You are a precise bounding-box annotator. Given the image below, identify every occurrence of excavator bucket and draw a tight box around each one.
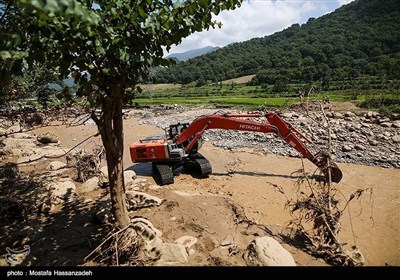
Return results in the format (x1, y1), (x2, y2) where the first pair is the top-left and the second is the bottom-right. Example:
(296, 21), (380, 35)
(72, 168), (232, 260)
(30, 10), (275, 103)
(323, 162), (343, 183)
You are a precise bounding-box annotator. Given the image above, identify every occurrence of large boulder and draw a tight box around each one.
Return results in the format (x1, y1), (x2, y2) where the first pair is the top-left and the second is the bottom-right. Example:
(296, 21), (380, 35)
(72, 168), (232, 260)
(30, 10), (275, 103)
(37, 133), (59, 144)
(81, 177), (100, 193)
(243, 236), (296, 266)
(131, 217), (163, 260)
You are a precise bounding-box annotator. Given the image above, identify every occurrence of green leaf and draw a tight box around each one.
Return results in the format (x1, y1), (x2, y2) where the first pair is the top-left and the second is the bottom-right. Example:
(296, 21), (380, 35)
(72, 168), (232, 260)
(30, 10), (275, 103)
(0, 51), (12, 60)
(199, 0), (209, 9)
(138, 6), (147, 18)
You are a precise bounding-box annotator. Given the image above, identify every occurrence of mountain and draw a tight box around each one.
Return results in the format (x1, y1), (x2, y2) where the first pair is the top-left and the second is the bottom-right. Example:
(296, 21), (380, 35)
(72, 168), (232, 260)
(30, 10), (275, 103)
(166, 46), (220, 61)
(154, 0), (400, 86)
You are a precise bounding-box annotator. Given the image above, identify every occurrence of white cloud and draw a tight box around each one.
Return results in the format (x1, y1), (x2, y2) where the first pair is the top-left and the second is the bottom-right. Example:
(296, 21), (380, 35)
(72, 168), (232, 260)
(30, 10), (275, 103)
(337, 0), (355, 5)
(166, 0), (355, 55)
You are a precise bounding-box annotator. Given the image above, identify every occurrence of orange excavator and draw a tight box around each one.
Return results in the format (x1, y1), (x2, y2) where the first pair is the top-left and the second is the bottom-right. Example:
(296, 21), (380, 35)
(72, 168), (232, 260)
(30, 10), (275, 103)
(130, 112), (342, 185)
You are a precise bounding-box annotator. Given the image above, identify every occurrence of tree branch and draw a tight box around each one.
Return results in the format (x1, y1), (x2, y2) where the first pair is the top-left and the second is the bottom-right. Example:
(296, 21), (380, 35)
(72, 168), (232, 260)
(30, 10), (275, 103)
(0, 1), (12, 24)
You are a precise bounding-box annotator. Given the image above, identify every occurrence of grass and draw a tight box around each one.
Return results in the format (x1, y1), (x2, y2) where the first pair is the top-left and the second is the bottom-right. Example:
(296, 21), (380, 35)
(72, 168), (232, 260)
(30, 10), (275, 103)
(132, 80), (400, 111)
(134, 95), (296, 108)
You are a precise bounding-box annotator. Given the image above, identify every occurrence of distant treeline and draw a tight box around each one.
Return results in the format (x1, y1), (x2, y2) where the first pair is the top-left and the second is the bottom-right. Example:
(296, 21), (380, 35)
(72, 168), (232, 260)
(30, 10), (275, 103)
(153, 0), (400, 88)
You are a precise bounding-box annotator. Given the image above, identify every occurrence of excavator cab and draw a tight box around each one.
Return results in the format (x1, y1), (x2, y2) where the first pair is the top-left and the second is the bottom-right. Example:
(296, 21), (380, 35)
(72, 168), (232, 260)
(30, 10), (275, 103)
(167, 121), (190, 139)
(167, 121), (203, 154)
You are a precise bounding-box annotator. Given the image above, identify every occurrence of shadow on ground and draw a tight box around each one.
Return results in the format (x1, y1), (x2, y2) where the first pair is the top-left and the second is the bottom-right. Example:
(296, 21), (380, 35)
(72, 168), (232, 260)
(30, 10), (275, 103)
(0, 162), (112, 266)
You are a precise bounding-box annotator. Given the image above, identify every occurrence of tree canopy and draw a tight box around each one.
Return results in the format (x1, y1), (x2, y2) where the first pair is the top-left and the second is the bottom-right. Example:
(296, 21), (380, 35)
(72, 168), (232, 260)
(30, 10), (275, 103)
(0, 0), (243, 227)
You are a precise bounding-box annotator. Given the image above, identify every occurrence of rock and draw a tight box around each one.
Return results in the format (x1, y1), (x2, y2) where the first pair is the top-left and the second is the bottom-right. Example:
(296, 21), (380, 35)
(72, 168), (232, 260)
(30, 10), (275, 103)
(81, 177), (100, 193)
(361, 123), (370, 128)
(128, 178), (149, 190)
(46, 161), (66, 171)
(355, 123), (363, 130)
(325, 112), (333, 118)
(391, 113), (400, 120)
(366, 111), (379, 118)
(379, 117), (391, 124)
(393, 121), (400, 128)
(243, 237), (296, 266)
(282, 112), (294, 119)
(354, 144), (366, 151)
(126, 190), (163, 210)
(380, 122), (392, 128)
(384, 131), (391, 137)
(333, 112), (343, 119)
(342, 145), (353, 152)
(362, 130), (374, 137)
(131, 218), (163, 259)
(392, 135), (400, 143)
(175, 236), (198, 251)
(124, 170), (136, 186)
(37, 133), (59, 144)
(344, 111), (356, 118)
(5, 124), (21, 134)
(369, 140), (378, 146)
(155, 243), (188, 266)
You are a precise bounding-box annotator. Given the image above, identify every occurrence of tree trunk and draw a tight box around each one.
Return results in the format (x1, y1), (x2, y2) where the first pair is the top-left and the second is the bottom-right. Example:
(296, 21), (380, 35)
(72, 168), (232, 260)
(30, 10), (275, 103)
(93, 81), (130, 228)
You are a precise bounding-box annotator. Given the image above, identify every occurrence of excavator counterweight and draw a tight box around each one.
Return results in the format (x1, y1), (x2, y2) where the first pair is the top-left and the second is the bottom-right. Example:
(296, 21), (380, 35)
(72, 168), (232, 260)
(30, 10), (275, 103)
(130, 112), (343, 185)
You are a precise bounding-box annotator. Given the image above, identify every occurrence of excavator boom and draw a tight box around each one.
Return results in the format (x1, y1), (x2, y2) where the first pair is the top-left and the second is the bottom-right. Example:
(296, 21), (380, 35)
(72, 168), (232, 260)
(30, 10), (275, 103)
(130, 112), (343, 185)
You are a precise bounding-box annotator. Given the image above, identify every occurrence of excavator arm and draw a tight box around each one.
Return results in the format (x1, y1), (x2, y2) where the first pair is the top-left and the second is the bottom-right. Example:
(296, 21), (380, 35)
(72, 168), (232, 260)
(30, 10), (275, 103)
(173, 112), (342, 183)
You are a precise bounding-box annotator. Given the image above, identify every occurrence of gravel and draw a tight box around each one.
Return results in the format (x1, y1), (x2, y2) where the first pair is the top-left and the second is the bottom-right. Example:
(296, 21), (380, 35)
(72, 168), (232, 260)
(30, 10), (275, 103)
(134, 105), (400, 169)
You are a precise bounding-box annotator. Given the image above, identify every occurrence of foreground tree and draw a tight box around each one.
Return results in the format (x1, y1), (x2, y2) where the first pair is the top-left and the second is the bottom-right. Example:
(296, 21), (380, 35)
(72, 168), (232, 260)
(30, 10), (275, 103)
(1, 0), (242, 227)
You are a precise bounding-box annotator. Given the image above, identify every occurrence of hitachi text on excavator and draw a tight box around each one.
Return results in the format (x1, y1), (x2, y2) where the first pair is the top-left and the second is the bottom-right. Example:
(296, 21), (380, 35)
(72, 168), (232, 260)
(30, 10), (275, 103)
(129, 112), (343, 185)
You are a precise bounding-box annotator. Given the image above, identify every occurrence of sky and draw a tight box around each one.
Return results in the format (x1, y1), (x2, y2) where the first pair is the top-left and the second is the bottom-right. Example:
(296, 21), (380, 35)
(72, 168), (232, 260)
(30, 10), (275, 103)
(166, 0), (355, 55)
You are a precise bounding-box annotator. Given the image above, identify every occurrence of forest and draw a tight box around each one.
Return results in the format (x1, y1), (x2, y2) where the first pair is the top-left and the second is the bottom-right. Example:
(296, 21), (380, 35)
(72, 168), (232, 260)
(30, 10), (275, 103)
(153, 0), (400, 90)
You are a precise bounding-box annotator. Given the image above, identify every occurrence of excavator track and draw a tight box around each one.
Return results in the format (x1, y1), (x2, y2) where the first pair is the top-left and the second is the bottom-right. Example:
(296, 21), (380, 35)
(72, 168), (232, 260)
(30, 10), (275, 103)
(193, 158), (212, 176)
(184, 154), (212, 177)
(152, 163), (174, 186)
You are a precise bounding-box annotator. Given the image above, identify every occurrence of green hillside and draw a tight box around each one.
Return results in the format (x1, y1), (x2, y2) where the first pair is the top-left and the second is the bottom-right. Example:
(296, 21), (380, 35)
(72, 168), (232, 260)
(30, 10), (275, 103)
(153, 0), (400, 89)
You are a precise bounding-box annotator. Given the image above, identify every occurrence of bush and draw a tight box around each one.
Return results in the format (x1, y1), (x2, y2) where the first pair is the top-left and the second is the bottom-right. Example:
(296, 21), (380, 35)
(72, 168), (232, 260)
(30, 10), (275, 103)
(360, 93), (400, 113)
